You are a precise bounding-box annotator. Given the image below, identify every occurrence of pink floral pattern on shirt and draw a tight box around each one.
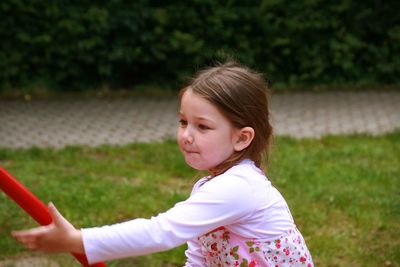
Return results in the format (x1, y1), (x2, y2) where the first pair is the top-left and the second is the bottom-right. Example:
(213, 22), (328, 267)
(198, 226), (313, 267)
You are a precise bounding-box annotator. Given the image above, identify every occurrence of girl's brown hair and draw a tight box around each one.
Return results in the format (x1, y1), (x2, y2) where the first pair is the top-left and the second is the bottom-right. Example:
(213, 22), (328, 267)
(179, 61), (273, 176)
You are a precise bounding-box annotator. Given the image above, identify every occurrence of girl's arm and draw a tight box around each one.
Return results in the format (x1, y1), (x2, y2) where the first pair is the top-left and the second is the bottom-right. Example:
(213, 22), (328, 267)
(12, 203), (85, 254)
(81, 174), (256, 264)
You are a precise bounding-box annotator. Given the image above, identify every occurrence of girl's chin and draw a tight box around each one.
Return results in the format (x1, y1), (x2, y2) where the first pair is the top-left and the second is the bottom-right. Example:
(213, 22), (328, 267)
(183, 152), (226, 172)
(185, 158), (210, 171)
(186, 161), (207, 171)
(185, 158), (221, 173)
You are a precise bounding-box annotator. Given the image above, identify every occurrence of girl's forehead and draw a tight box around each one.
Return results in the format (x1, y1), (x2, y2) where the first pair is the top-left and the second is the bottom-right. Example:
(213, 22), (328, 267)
(180, 90), (209, 106)
(179, 91), (225, 120)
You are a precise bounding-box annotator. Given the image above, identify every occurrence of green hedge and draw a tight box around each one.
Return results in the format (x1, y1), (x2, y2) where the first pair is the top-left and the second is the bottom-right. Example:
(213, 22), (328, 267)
(1, 0), (399, 90)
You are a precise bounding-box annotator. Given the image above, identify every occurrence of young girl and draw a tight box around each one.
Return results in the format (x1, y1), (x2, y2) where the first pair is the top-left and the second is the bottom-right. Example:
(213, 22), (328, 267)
(12, 61), (313, 266)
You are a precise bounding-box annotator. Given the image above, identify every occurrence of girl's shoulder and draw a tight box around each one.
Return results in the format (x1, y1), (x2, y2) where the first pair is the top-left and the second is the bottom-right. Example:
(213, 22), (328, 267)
(226, 159), (264, 175)
(222, 159), (268, 184)
(191, 177), (210, 193)
(193, 160), (269, 193)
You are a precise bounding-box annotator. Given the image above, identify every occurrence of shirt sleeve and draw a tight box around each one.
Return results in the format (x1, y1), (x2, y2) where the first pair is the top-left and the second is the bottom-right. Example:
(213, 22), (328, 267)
(82, 174), (256, 264)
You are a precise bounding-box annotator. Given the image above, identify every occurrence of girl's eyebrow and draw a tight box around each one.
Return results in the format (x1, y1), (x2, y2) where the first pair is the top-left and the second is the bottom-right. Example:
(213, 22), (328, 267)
(196, 116), (212, 122)
(177, 111), (214, 122)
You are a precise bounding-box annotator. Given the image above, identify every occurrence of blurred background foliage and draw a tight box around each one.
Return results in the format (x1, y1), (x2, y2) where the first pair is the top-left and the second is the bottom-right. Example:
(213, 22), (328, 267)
(1, 0), (399, 91)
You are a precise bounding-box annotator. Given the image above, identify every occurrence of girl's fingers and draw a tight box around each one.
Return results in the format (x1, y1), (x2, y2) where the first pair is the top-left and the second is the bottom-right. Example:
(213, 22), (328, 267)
(48, 202), (72, 230)
(48, 202), (61, 223)
(11, 204), (81, 253)
(12, 232), (37, 250)
(12, 226), (48, 238)
(25, 240), (39, 250)
(12, 226), (49, 249)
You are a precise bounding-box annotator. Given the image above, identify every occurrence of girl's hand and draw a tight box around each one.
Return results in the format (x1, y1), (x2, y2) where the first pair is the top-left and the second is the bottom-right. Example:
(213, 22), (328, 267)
(11, 202), (85, 254)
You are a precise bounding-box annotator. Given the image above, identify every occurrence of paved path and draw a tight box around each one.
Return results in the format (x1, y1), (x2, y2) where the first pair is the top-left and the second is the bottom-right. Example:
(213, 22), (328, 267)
(0, 91), (399, 149)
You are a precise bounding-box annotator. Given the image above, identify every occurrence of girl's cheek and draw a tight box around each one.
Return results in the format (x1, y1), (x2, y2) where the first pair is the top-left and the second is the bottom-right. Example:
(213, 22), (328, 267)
(177, 135), (183, 147)
(177, 131), (187, 149)
(176, 128), (183, 141)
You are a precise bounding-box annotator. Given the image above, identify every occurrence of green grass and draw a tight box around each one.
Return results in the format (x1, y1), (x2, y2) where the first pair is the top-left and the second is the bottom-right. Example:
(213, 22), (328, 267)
(0, 133), (399, 266)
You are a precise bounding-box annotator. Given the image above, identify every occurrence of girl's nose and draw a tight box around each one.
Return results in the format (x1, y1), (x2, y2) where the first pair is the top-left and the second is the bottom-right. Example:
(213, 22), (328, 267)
(182, 128), (194, 144)
(184, 135), (194, 144)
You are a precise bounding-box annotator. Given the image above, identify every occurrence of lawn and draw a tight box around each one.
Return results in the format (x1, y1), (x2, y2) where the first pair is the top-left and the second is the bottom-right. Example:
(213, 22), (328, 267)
(0, 133), (399, 266)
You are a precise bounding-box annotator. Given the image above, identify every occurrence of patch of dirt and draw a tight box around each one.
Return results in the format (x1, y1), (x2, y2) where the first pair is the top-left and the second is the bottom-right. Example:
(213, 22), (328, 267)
(0, 256), (59, 267)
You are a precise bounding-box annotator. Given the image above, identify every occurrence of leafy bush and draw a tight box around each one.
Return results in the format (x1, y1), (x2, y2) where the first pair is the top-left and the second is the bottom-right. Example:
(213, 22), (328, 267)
(0, 0), (399, 90)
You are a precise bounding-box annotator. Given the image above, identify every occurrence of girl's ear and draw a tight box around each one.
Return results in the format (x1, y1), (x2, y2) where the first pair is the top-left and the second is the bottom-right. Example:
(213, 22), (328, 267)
(233, 127), (255, 152)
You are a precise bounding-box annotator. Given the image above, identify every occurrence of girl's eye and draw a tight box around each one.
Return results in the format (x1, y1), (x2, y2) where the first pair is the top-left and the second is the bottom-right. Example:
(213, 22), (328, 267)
(179, 119), (188, 127)
(198, 124), (210, 130)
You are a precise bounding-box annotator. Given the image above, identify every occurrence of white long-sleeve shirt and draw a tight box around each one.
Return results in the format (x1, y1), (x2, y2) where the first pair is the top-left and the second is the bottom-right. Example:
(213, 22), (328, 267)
(82, 160), (312, 266)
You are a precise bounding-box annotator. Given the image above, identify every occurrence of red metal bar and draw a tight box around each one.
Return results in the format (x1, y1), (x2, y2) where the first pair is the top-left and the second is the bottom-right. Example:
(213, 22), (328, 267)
(0, 167), (107, 267)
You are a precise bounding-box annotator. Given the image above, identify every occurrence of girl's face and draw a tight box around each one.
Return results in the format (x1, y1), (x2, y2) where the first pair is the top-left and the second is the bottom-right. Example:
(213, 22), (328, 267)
(177, 89), (241, 172)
